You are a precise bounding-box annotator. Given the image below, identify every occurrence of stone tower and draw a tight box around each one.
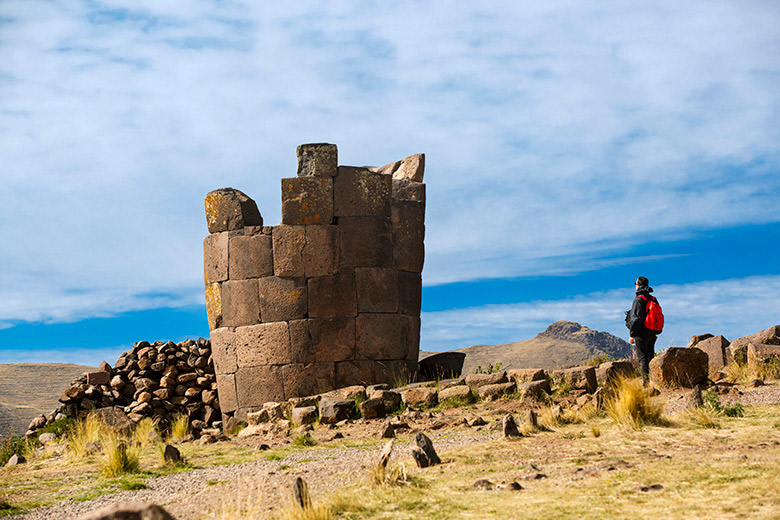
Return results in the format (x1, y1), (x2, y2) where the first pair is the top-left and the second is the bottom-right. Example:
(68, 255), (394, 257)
(203, 143), (426, 420)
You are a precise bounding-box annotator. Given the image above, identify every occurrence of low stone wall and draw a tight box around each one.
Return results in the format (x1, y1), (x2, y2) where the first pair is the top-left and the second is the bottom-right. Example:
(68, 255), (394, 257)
(204, 143), (426, 421)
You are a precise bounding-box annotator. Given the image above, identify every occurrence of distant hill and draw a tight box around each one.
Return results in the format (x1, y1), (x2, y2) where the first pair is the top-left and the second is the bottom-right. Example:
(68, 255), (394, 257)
(0, 363), (95, 437)
(422, 321), (633, 375)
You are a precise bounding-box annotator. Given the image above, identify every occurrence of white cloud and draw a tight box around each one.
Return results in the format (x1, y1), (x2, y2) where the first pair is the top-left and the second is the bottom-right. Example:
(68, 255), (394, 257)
(0, 1), (778, 322)
(421, 275), (780, 351)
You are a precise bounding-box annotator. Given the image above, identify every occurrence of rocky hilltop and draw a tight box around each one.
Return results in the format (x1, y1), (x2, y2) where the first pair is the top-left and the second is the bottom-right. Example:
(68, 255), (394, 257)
(455, 321), (633, 374)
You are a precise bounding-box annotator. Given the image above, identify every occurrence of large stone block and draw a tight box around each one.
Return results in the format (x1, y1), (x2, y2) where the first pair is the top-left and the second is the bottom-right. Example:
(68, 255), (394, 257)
(695, 335), (730, 374)
(728, 325), (780, 365)
(356, 314), (410, 360)
(465, 371), (508, 390)
(204, 282), (222, 330)
(308, 272), (358, 318)
(335, 360), (378, 388)
(507, 368), (547, 384)
(392, 201), (425, 273)
(257, 276), (307, 322)
(282, 362), (336, 398)
(221, 279), (260, 327)
(203, 232), (229, 283)
(392, 179), (426, 206)
(552, 366), (597, 393)
(356, 268), (399, 313)
(235, 365), (285, 409)
(228, 234), (273, 280)
(406, 316), (421, 360)
(272, 225), (306, 277)
(297, 143), (337, 178)
(649, 347), (708, 388)
(303, 225), (339, 277)
(216, 373), (238, 413)
(338, 217), (393, 268)
(334, 167), (391, 217)
(204, 188), (262, 233)
(747, 343), (780, 373)
(398, 271), (422, 315)
(235, 322), (292, 367)
(595, 361), (635, 386)
(281, 177), (334, 225)
(210, 327), (237, 375)
(290, 318), (356, 363)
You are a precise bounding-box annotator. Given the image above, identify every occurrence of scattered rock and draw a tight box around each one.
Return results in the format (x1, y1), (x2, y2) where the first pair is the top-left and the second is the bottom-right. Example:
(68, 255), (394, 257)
(319, 399), (355, 424)
(292, 406), (318, 425)
(477, 382), (516, 401)
(526, 409), (538, 428)
(414, 432), (441, 467)
(746, 379), (764, 388)
(401, 387), (438, 408)
(638, 484), (664, 492)
(38, 433), (57, 446)
(595, 361), (635, 386)
(4, 454), (25, 467)
(473, 479), (494, 490)
(465, 371), (508, 390)
(516, 380), (550, 400)
(498, 482), (523, 491)
(163, 444), (182, 464)
(378, 439), (394, 468)
(359, 397), (386, 420)
(438, 385), (475, 404)
(380, 422), (396, 439)
(467, 416), (487, 427)
(685, 385), (705, 410)
(502, 414), (521, 437)
(552, 366), (597, 393)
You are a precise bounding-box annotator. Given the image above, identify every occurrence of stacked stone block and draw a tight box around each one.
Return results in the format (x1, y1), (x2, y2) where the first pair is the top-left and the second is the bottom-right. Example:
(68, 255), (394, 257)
(204, 143), (426, 420)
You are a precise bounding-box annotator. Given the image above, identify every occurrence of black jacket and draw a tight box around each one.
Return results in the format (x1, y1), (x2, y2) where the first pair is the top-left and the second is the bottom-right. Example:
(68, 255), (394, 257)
(626, 286), (656, 337)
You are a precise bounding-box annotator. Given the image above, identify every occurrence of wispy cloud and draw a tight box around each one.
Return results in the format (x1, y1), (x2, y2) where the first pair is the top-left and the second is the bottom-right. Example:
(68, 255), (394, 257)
(422, 275), (780, 351)
(0, 2), (778, 323)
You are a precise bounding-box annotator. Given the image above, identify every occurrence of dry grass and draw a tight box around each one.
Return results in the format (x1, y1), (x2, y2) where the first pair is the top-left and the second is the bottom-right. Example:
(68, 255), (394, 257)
(540, 404), (586, 428)
(66, 415), (106, 461)
(605, 376), (666, 430)
(369, 463), (410, 488)
(100, 433), (139, 477)
(166, 415), (190, 443)
(682, 406), (721, 429)
(133, 417), (159, 447)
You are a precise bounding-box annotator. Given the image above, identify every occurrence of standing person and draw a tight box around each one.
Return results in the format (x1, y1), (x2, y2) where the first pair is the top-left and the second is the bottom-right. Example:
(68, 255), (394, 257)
(626, 276), (661, 386)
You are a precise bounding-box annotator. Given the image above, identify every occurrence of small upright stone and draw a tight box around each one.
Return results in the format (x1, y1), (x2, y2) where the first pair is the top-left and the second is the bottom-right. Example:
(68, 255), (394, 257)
(502, 413), (521, 437)
(163, 444), (182, 464)
(204, 188), (263, 233)
(297, 143), (338, 177)
(414, 432), (441, 466)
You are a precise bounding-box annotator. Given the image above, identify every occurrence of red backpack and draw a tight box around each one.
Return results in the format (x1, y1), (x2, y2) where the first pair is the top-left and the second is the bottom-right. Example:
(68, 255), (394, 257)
(639, 294), (664, 334)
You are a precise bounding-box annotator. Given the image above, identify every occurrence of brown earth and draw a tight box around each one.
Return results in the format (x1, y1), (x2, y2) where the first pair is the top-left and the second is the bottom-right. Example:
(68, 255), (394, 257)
(0, 363), (95, 437)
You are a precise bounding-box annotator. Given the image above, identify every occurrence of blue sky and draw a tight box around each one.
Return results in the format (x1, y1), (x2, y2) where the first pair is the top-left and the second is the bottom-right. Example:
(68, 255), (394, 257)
(1, 1), (779, 365)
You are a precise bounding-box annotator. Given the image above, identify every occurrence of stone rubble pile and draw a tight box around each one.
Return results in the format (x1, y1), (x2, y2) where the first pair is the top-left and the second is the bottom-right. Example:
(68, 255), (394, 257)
(25, 338), (220, 437)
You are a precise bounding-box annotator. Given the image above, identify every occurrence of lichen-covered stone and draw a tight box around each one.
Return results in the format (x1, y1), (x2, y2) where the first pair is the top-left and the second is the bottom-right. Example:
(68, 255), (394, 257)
(204, 188), (262, 233)
(221, 280), (260, 327)
(272, 225), (305, 277)
(281, 177), (334, 226)
(204, 283), (222, 330)
(297, 143), (337, 178)
(210, 328), (237, 375)
(334, 167), (391, 217)
(216, 373), (237, 413)
(392, 179), (426, 206)
(695, 335), (729, 374)
(257, 276), (307, 322)
(303, 225), (339, 277)
(649, 347), (708, 388)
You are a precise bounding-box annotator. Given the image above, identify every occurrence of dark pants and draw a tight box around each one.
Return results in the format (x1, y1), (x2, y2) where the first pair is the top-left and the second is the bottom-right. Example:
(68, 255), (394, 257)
(634, 333), (657, 383)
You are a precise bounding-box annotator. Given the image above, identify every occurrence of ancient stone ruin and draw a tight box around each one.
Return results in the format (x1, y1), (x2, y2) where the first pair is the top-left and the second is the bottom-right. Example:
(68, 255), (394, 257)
(203, 143), (426, 420)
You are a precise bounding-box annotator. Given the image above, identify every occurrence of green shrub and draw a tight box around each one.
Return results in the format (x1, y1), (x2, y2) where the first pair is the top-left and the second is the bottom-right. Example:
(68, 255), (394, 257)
(293, 433), (317, 447)
(703, 390), (744, 417)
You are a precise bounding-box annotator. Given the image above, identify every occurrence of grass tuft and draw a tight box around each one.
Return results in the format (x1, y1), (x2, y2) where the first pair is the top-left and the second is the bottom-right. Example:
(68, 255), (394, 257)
(606, 376), (666, 430)
(67, 415), (105, 462)
(100, 434), (139, 477)
(292, 433), (317, 447)
(166, 415), (190, 443)
(133, 417), (160, 447)
(370, 463), (409, 488)
(684, 406), (721, 429)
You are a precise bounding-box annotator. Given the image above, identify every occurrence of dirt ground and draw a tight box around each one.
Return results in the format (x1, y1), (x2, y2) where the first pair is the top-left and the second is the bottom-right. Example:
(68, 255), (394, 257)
(3, 382), (780, 520)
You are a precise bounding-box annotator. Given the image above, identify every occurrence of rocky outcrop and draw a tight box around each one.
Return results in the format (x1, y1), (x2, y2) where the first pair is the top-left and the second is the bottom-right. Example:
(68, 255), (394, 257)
(728, 325), (780, 365)
(649, 347), (708, 388)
